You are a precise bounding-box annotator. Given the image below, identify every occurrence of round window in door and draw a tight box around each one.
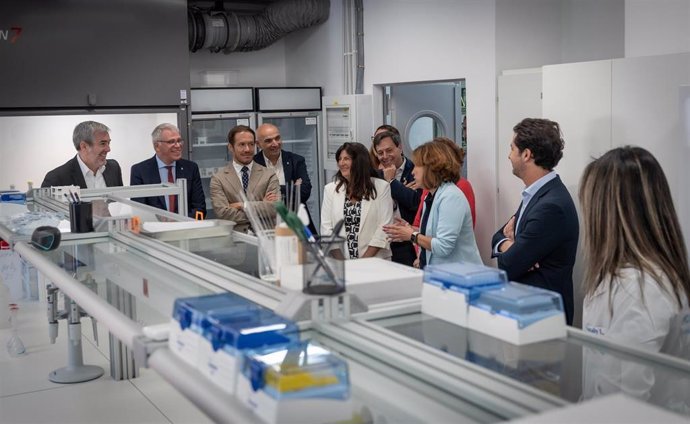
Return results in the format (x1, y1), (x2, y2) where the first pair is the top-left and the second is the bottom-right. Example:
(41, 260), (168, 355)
(405, 111), (447, 151)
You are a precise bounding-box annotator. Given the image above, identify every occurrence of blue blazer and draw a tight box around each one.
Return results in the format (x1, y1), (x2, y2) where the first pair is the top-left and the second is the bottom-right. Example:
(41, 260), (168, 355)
(254, 150), (317, 234)
(129, 155), (206, 218)
(423, 182), (482, 266)
(491, 175), (578, 324)
(41, 155), (123, 189)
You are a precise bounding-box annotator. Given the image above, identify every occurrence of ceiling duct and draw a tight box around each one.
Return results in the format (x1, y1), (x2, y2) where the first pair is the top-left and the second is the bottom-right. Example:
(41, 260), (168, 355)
(188, 0), (330, 53)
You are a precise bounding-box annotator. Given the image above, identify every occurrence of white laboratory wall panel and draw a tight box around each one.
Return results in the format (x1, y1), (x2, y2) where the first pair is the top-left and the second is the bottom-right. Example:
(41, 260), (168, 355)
(496, 69), (543, 235)
(542, 59), (612, 327)
(611, 52), (690, 260)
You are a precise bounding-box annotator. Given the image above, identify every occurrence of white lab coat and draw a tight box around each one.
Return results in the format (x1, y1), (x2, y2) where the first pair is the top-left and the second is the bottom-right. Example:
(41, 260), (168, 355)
(583, 267), (688, 352)
(582, 268), (690, 406)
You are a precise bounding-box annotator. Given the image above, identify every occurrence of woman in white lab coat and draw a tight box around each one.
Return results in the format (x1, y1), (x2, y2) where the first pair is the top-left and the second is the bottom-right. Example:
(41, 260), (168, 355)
(320, 142), (393, 259)
(579, 146), (690, 352)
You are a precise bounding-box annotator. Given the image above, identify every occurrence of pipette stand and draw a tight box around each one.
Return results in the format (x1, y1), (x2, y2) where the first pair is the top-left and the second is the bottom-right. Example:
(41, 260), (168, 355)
(48, 288), (103, 383)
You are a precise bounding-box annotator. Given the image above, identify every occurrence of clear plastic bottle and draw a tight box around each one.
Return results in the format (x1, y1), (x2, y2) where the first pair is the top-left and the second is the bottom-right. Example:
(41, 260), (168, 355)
(7, 303), (26, 356)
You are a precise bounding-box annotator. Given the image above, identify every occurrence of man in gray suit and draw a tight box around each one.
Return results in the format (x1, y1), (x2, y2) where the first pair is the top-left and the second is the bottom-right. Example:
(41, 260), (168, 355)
(210, 125), (280, 233)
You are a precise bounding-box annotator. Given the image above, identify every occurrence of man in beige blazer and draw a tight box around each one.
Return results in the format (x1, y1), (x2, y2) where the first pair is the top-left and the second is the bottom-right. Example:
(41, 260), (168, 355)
(210, 125), (280, 233)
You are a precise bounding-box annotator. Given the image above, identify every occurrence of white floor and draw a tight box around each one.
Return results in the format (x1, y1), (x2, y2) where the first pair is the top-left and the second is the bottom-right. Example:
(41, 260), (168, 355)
(0, 301), (212, 424)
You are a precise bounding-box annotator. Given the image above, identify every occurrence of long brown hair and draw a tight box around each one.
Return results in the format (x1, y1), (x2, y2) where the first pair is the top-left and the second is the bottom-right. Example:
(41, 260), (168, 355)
(334, 142), (378, 201)
(579, 146), (690, 310)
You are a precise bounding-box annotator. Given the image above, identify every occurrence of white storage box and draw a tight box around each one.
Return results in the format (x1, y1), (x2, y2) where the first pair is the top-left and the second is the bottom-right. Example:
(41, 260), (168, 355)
(280, 258), (423, 305)
(421, 263), (506, 327)
(198, 308), (298, 395)
(168, 293), (253, 367)
(468, 282), (566, 345)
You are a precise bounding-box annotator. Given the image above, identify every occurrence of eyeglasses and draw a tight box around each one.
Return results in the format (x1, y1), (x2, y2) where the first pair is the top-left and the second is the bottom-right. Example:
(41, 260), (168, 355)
(157, 138), (184, 146)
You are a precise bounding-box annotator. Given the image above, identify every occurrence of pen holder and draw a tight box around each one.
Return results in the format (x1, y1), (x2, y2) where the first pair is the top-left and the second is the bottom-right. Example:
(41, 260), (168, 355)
(69, 202), (94, 233)
(303, 236), (346, 295)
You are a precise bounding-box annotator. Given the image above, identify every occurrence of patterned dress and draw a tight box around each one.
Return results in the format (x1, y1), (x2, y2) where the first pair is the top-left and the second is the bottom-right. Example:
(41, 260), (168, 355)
(343, 198), (362, 259)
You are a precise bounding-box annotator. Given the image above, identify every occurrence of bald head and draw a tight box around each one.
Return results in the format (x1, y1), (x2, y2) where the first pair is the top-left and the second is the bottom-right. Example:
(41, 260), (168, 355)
(257, 123), (282, 163)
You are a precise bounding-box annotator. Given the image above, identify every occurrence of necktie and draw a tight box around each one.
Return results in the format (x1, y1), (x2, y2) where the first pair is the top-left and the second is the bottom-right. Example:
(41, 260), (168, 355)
(241, 166), (249, 193)
(165, 165), (177, 213)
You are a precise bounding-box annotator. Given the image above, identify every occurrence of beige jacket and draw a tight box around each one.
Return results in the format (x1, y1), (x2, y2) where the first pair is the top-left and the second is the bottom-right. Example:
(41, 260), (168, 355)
(210, 162), (280, 233)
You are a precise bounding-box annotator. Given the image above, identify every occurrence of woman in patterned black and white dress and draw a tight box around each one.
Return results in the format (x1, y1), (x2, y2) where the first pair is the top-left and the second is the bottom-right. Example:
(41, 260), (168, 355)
(320, 142), (394, 260)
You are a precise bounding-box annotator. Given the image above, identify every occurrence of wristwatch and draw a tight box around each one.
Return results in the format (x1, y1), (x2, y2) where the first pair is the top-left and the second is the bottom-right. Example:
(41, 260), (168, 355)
(410, 231), (420, 244)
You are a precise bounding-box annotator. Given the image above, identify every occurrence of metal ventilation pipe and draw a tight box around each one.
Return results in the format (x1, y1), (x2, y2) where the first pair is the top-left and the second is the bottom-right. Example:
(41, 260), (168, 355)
(188, 0), (330, 53)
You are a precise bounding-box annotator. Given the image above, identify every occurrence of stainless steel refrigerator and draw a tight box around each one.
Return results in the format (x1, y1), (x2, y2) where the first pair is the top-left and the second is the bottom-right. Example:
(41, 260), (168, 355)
(255, 87), (323, 230)
(189, 88), (256, 218)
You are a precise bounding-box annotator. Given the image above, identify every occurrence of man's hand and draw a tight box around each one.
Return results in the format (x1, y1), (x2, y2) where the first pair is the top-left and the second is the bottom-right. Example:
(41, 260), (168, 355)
(264, 192), (279, 202)
(229, 202), (243, 210)
(404, 180), (420, 190)
(503, 215), (516, 240)
(383, 165), (396, 183)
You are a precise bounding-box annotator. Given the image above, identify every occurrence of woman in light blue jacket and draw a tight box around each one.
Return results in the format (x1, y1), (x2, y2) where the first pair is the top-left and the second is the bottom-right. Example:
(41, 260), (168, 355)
(383, 141), (481, 268)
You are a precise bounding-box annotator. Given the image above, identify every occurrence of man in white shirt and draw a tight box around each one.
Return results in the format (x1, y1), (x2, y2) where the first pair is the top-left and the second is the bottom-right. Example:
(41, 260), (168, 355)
(210, 125), (280, 232)
(41, 121), (123, 189)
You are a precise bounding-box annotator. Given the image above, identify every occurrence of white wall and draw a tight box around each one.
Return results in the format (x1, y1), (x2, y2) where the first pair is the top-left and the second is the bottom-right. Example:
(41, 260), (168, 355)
(362, 0), (498, 263)
(625, 0), (690, 57)
(496, 0), (563, 72)
(189, 40), (287, 87)
(284, 0), (343, 95)
(561, 0), (625, 62)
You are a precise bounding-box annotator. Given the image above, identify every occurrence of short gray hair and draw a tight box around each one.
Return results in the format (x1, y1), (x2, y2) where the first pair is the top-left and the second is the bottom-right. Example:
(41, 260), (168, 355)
(72, 121), (110, 150)
(151, 123), (180, 144)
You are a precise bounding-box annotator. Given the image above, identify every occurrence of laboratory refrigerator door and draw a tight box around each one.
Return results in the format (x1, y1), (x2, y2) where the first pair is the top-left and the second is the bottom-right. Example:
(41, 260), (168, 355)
(189, 113), (256, 219)
(258, 112), (322, 230)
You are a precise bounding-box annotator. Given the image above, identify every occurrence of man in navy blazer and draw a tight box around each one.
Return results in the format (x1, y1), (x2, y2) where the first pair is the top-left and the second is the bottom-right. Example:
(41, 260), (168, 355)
(492, 118), (579, 324)
(130, 123), (206, 218)
(42, 121), (123, 189)
(254, 123), (317, 234)
(373, 126), (422, 266)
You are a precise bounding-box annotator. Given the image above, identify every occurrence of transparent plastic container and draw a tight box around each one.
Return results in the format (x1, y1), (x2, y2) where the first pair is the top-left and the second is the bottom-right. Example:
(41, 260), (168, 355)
(423, 263), (507, 301)
(203, 307), (298, 353)
(243, 340), (350, 400)
(7, 303), (26, 357)
(172, 292), (253, 333)
(470, 282), (565, 329)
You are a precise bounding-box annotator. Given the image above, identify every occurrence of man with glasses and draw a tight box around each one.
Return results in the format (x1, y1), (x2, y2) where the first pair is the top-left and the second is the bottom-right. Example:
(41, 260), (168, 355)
(130, 123), (206, 218)
(41, 120), (123, 189)
(254, 123), (317, 234)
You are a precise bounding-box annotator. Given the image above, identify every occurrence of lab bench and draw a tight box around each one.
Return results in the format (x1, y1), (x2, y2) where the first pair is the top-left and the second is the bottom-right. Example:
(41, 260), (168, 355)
(1, 187), (689, 423)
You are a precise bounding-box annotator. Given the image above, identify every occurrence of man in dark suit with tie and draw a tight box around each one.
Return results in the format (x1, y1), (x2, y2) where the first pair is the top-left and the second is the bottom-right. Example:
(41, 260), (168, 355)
(373, 126), (422, 266)
(210, 125), (280, 233)
(41, 121), (123, 189)
(130, 123), (206, 218)
(492, 118), (579, 324)
(253, 123), (317, 234)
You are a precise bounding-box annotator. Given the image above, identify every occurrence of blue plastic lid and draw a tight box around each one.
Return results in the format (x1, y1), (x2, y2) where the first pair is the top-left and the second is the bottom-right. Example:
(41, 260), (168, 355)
(204, 307), (298, 351)
(172, 293), (251, 331)
(470, 282), (564, 328)
(424, 263), (506, 301)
